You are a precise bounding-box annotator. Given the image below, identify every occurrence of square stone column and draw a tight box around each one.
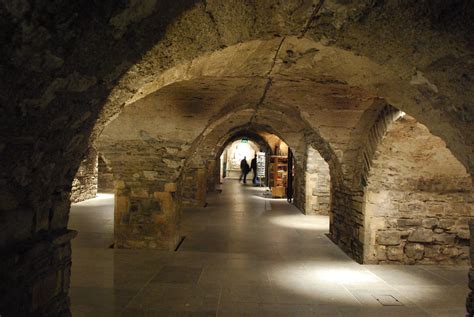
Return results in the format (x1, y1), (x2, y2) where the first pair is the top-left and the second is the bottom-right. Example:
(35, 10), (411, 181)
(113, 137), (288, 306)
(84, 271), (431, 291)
(114, 180), (180, 250)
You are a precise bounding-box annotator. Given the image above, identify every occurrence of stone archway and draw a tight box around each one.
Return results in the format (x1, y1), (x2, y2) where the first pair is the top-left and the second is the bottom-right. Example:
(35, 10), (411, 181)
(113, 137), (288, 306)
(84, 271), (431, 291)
(2, 2), (474, 315)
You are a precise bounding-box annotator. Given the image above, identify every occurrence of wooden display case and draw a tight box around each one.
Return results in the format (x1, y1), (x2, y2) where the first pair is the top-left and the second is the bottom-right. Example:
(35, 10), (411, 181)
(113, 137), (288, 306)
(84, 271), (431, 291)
(269, 155), (288, 198)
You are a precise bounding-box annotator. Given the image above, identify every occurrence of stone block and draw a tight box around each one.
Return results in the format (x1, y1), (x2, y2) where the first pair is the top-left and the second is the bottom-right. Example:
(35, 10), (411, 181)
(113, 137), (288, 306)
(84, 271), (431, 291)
(408, 202), (424, 213)
(164, 182), (177, 193)
(422, 218), (438, 229)
(143, 170), (159, 180)
(424, 245), (441, 258)
(408, 228), (433, 243)
(376, 231), (401, 246)
(457, 229), (470, 240)
(397, 218), (422, 227)
(405, 243), (424, 260)
(386, 246), (404, 261)
(439, 219), (455, 229)
(434, 233), (456, 244)
(115, 180), (126, 189)
(375, 245), (387, 261)
(442, 246), (460, 258)
(456, 217), (471, 226)
(131, 187), (149, 198)
(154, 192), (174, 215)
(428, 204), (444, 216)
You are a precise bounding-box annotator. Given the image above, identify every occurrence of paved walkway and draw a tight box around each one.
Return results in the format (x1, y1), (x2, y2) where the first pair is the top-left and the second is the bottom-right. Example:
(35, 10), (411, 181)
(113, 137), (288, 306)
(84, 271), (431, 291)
(70, 180), (469, 316)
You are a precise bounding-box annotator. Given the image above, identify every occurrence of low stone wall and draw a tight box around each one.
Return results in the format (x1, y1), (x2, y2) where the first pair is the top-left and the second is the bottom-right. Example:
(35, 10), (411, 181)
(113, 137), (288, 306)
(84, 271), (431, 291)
(365, 181), (472, 264)
(363, 117), (473, 265)
(70, 148), (98, 203)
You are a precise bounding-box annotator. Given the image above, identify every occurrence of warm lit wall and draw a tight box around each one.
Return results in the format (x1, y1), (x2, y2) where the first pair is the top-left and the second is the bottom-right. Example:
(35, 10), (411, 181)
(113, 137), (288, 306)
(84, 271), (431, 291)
(97, 154), (114, 193)
(223, 139), (259, 179)
(70, 147), (98, 203)
(305, 147), (331, 215)
(364, 116), (473, 264)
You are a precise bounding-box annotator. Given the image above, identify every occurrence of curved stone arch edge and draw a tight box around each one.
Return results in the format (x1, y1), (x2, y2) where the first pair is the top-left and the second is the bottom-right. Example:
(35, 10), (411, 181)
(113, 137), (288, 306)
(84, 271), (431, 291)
(92, 36), (470, 177)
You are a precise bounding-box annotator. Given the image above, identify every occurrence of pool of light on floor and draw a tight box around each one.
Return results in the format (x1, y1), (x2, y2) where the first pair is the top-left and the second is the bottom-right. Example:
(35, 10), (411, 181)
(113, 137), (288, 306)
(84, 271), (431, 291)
(72, 193), (114, 206)
(269, 214), (329, 231)
(313, 268), (381, 284)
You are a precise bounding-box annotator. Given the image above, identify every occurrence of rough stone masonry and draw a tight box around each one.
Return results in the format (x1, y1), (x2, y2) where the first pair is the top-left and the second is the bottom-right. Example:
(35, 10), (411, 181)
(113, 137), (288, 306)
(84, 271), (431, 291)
(1, 1), (473, 316)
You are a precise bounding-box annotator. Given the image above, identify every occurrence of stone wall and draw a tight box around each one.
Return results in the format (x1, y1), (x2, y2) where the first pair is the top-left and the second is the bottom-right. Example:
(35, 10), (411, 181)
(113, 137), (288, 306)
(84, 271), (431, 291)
(98, 154), (114, 193)
(70, 148), (98, 203)
(467, 221), (474, 314)
(293, 161), (306, 211)
(2, 2), (474, 315)
(206, 159), (219, 193)
(305, 147), (331, 215)
(181, 167), (207, 207)
(364, 117), (473, 264)
(0, 230), (76, 316)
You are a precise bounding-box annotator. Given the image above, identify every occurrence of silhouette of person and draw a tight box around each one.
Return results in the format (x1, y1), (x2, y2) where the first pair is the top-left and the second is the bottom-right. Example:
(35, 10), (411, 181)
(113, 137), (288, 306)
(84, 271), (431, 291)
(239, 156), (249, 183)
(251, 154), (257, 184)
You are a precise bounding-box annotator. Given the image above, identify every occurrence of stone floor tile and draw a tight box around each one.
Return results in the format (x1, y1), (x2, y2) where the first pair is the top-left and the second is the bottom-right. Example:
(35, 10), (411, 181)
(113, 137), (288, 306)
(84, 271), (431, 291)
(69, 182), (470, 317)
(151, 266), (203, 284)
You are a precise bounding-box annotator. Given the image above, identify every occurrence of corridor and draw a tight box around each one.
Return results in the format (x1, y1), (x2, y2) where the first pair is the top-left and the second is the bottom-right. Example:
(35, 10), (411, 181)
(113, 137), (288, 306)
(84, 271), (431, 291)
(69, 181), (468, 316)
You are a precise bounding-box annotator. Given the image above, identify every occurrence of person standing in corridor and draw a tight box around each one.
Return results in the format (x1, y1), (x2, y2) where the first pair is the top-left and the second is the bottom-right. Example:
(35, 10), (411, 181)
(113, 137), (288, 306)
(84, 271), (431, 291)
(251, 154), (257, 184)
(239, 157), (249, 183)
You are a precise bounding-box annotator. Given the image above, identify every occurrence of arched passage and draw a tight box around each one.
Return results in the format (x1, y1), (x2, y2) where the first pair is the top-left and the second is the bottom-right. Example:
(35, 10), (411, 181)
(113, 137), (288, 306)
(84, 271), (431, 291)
(2, 2), (474, 315)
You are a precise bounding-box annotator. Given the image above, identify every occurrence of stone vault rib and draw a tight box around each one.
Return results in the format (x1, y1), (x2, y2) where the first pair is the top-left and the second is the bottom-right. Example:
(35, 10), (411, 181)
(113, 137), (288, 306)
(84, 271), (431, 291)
(250, 36), (286, 124)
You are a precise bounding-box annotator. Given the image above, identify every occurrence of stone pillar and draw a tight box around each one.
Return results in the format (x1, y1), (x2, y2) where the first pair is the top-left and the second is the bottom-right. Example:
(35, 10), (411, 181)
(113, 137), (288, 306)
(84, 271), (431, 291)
(114, 180), (180, 250)
(206, 160), (217, 193)
(0, 230), (76, 316)
(293, 162), (306, 212)
(97, 154), (114, 193)
(70, 147), (98, 203)
(467, 221), (474, 314)
(330, 187), (365, 263)
(195, 168), (207, 207)
(305, 147), (331, 215)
